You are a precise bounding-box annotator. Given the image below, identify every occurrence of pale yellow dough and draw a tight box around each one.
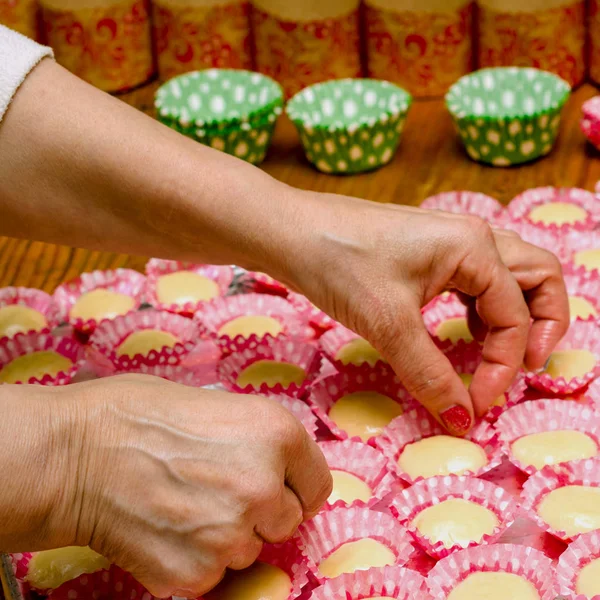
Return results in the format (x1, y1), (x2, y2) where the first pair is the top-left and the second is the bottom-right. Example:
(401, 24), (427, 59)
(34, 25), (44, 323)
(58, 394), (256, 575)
(398, 436), (488, 479)
(511, 430), (598, 470)
(204, 561), (291, 600)
(528, 202), (588, 226)
(116, 329), (179, 358)
(328, 470), (372, 505)
(156, 271), (220, 305)
(69, 289), (135, 321)
(542, 349), (596, 381)
(537, 485), (600, 537)
(447, 572), (540, 600)
(576, 557), (600, 596)
(411, 498), (499, 548)
(318, 539), (395, 579)
(574, 249), (600, 271)
(459, 374), (505, 408)
(436, 318), (473, 344)
(26, 547), (110, 590)
(218, 315), (283, 339)
(328, 391), (403, 441)
(237, 360), (306, 388)
(0, 305), (47, 338)
(569, 296), (597, 320)
(335, 338), (384, 367)
(0, 351), (72, 384)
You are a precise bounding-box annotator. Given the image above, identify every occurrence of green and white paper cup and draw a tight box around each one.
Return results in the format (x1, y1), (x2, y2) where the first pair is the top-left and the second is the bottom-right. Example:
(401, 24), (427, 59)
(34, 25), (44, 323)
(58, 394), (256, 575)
(446, 67), (571, 167)
(286, 79), (412, 174)
(155, 69), (284, 165)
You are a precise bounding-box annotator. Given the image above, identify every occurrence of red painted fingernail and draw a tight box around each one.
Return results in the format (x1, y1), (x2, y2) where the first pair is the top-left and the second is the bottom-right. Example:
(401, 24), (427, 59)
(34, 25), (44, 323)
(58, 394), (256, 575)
(440, 405), (472, 436)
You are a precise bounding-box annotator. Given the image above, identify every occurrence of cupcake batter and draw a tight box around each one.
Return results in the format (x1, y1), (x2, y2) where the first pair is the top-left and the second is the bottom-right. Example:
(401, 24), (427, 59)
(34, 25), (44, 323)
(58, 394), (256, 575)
(542, 349), (596, 381)
(318, 539), (395, 579)
(0, 305), (47, 337)
(328, 391), (402, 441)
(69, 289), (135, 322)
(435, 318), (473, 344)
(328, 470), (372, 505)
(218, 315), (283, 339)
(576, 557), (600, 596)
(335, 337), (384, 367)
(459, 374), (505, 408)
(568, 296), (597, 320)
(116, 329), (179, 358)
(156, 271), (220, 305)
(411, 498), (499, 548)
(204, 561), (291, 600)
(447, 572), (540, 600)
(511, 430), (598, 470)
(236, 360), (306, 389)
(0, 351), (72, 384)
(537, 485), (600, 537)
(574, 249), (600, 272)
(528, 202), (588, 226)
(398, 436), (488, 479)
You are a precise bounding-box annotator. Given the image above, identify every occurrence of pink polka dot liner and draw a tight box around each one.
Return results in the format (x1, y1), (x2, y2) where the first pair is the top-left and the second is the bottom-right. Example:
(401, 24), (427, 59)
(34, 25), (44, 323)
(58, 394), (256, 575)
(318, 325), (386, 369)
(236, 271), (289, 297)
(427, 544), (558, 600)
(581, 96), (600, 150)
(0, 287), (61, 338)
(144, 258), (234, 317)
(294, 506), (414, 585)
(389, 476), (519, 560)
(556, 530), (600, 598)
(495, 215), (569, 257)
(318, 440), (397, 510)
(564, 272), (600, 321)
(421, 293), (470, 352)
(287, 292), (336, 334)
(563, 230), (600, 277)
(420, 191), (504, 223)
(267, 394), (319, 440)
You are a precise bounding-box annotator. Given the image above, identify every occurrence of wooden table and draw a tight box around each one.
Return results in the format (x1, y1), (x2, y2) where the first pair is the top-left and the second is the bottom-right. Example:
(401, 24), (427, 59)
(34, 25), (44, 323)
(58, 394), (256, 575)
(1, 82), (600, 292)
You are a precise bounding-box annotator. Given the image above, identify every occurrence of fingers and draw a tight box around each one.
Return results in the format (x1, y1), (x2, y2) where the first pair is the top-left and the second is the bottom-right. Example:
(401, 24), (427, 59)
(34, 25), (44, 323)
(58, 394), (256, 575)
(254, 485), (303, 544)
(227, 531), (264, 570)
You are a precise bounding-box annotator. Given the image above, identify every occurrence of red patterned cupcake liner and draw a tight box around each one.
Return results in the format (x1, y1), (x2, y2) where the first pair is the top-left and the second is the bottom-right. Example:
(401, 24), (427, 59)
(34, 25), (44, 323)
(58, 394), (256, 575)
(266, 394), (319, 440)
(287, 292), (336, 334)
(427, 544), (557, 600)
(390, 475), (519, 560)
(53, 269), (146, 334)
(495, 215), (569, 258)
(294, 506), (414, 584)
(495, 400), (600, 475)
(375, 409), (503, 485)
(564, 272), (600, 322)
(307, 364), (414, 444)
(0, 331), (83, 385)
(581, 96), (600, 150)
(144, 259), (234, 317)
(563, 230), (600, 277)
(420, 191), (504, 223)
(0, 287), (62, 338)
(307, 565), (429, 600)
(524, 320), (600, 395)
(236, 271), (289, 297)
(556, 530), (600, 598)
(318, 325), (386, 369)
(217, 337), (321, 396)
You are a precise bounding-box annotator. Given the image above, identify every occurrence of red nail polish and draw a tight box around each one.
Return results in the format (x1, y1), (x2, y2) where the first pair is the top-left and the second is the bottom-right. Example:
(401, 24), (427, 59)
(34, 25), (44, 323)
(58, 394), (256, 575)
(440, 405), (472, 436)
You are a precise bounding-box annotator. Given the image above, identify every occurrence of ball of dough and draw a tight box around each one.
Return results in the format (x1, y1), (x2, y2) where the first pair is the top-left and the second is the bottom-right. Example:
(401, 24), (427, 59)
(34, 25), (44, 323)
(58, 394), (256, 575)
(576, 557), (600, 597)
(318, 539), (395, 579)
(0, 305), (47, 338)
(335, 338), (384, 367)
(218, 315), (283, 339)
(69, 289), (135, 322)
(436, 318), (473, 344)
(447, 572), (540, 600)
(156, 271), (220, 305)
(0, 351), (72, 384)
(528, 202), (588, 226)
(116, 329), (179, 358)
(537, 485), (600, 537)
(237, 360), (306, 389)
(328, 470), (372, 505)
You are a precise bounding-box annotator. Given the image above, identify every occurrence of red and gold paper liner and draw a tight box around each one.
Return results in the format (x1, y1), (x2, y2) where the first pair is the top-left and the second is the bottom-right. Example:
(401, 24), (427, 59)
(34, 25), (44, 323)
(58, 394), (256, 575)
(477, 0), (586, 88)
(495, 400), (600, 475)
(390, 475), (519, 560)
(0, 0), (40, 40)
(524, 320), (600, 395)
(216, 336), (321, 396)
(521, 457), (600, 541)
(495, 214), (568, 257)
(236, 271), (289, 297)
(581, 96), (600, 150)
(0, 331), (83, 385)
(52, 268), (146, 335)
(556, 530), (600, 598)
(420, 191), (504, 222)
(0, 287), (61, 337)
(563, 272), (600, 321)
(375, 409), (503, 484)
(318, 325), (386, 369)
(318, 440), (396, 510)
(308, 565), (430, 600)
(307, 364), (414, 443)
(287, 292), (336, 334)
(563, 230), (600, 277)
(427, 543), (558, 600)
(364, 0), (473, 98)
(152, 0), (252, 81)
(267, 394), (319, 440)
(294, 506), (414, 584)
(144, 258), (234, 317)
(421, 292), (469, 350)
(41, 0), (154, 93)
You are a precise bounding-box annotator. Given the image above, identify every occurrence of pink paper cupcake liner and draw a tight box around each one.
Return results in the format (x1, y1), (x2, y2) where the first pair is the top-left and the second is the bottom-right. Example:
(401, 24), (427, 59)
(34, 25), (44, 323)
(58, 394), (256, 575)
(195, 293), (310, 353)
(389, 476), (519, 560)
(521, 457), (600, 542)
(0, 331), (83, 385)
(237, 271), (290, 297)
(144, 258), (234, 317)
(495, 215), (569, 258)
(495, 400), (600, 475)
(318, 440), (396, 510)
(267, 394), (319, 441)
(52, 268), (146, 334)
(427, 544), (558, 600)
(307, 364), (414, 444)
(421, 293), (472, 351)
(581, 96), (600, 150)
(287, 292), (336, 334)
(563, 230), (600, 277)
(114, 363), (214, 387)
(375, 409), (503, 485)
(0, 287), (62, 338)
(217, 337), (321, 397)
(294, 506), (415, 585)
(584, 377), (600, 410)
(524, 320), (600, 395)
(307, 565), (430, 600)
(318, 325), (386, 370)
(420, 191), (504, 223)
(556, 530), (600, 598)
(564, 272), (600, 322)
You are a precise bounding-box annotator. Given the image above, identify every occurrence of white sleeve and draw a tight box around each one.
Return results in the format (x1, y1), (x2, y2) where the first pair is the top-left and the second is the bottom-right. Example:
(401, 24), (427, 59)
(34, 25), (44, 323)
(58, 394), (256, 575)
(0, 25), (54, 124)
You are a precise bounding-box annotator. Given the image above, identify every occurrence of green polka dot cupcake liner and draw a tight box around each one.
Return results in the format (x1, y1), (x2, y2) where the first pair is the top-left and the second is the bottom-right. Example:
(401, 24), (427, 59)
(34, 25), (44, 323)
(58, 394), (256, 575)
(446, 67), (570, 167)
(286, 79), (412, 175)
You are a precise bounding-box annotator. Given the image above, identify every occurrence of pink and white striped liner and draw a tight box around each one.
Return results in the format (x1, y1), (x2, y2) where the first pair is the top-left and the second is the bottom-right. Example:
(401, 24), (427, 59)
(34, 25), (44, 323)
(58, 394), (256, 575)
(556, 530), (600, 598)
(420, 191), (504, 223)
(268, 394), (319, 440)
(564, 272), (600, 321)
(318, 325), (386, 369)
(0, 287), (61, 336)
(563, 231), (600, 277)
(287, 292), (336, 333)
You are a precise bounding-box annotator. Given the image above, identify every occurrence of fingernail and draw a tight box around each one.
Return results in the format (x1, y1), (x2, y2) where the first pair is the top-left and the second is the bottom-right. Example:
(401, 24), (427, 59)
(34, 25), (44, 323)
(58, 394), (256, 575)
(440, 405), (472, 436)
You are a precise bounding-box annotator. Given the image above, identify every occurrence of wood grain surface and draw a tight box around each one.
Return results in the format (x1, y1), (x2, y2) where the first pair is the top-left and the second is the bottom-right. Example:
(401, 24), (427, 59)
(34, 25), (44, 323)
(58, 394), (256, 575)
(1, 82), (600, 292)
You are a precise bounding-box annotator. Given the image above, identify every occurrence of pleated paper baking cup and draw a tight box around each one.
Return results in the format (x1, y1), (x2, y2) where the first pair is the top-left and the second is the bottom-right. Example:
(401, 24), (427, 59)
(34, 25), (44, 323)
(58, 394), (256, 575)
(286, 79), (412, 174)
(287, 293), (336, 334)
(421, 293), (472, 350)
(294, 506), (414, 584)
(563, 272), (600, 322)
(389, 476), (519, 560)
(556, 530), (600, 599)
(269, 394), (319, 441)
(496, 400), (600, 475)
(563, 230), (600, 277)
(318, 325), (386, 369)
(235, 271), (290, 297)
(420, 191), (504, 222)
(0, 287), (61, 339)
(446, 67), (570, 167)
(427, 544), (558, 600)
(495, 215), (568, 258)
(581, 96), (600, 150)
(216, 337), (321, 396)
(114, 363), (213, 387)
